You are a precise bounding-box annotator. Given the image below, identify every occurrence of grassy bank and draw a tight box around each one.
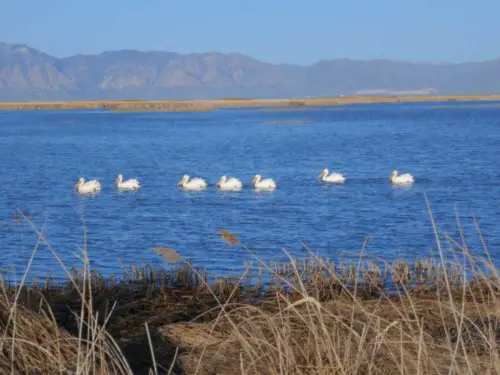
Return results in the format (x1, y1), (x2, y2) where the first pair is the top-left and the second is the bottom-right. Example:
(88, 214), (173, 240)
(2, 250), (499, 374)
(1, 94), (500, 112)
(1, 209), (499, 374)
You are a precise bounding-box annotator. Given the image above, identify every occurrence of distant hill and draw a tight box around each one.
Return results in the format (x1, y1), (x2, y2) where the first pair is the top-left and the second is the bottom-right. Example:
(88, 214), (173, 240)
(1, 42), (499, 101)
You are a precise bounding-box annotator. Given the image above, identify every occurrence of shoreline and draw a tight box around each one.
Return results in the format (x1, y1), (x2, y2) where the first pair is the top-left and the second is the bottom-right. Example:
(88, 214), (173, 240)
(1, 253), (498, 374)
(0, 94), (500, 112)
(1, 219), (498, 373)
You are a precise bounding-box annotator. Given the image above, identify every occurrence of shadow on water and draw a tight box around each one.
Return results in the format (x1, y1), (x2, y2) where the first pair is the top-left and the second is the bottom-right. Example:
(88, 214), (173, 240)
(75, 192), (102, 200)
(178, 188), (208, 198)
(115, 188), (141, 196)
(251, 189), (278, 199)
(215, 190), (244, 199)
(390, 183), (415, 190)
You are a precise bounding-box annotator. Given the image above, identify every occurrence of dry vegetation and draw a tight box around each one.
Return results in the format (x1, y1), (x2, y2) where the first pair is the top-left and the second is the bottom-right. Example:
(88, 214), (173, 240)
(1, 207), (500, 374)
(1, 94), (500, 112)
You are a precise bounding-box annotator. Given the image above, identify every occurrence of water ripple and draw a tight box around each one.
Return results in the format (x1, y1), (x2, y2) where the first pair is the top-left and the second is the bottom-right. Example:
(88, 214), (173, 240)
(0, 103), (499, 279)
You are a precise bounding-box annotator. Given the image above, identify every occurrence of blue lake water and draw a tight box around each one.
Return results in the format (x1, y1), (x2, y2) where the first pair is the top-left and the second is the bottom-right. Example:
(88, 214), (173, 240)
(0, 102), (499, 281)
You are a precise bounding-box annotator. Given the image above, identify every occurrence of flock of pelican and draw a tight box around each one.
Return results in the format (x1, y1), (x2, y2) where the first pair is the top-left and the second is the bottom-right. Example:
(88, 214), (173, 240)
(74, 169), (414, 194)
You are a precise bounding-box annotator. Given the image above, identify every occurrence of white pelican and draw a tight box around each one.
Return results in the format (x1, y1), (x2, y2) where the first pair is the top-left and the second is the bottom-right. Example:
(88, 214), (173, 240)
(178, 175), (207, 190)
(389, 170), (414, 184)
(318, 168), (346, 183)
(74, 178), (101, 194)
(114, 174), (140, 190)
(251, 174), (276, 190)
(216, 176), (243, 191)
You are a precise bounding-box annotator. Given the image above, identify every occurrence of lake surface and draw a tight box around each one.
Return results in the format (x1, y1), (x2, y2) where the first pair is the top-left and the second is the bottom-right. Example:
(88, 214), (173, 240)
(0, 102), (499, 281)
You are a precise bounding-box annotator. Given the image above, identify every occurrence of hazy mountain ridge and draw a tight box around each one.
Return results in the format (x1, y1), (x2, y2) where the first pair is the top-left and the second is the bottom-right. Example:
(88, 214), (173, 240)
(0, 42), (499, 100)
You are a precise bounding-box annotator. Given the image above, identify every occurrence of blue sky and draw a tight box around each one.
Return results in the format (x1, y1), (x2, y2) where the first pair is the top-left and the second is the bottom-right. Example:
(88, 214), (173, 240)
(0, 0), (496, 65)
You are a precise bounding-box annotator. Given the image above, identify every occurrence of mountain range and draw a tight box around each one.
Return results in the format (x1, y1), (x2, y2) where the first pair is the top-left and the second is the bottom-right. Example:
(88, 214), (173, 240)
(1, 42), (499, 101)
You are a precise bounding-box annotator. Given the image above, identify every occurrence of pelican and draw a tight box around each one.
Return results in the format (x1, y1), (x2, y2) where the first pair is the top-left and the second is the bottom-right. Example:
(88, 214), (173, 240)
(114, 174), (140, 190)
(251, 174), (277, 190)
(318, 168), (346, 183)
(216, 176), (243, 191)
(389, 170), (414, 184)
(178, 175), (207, 190)
(74, 178), (101, 194)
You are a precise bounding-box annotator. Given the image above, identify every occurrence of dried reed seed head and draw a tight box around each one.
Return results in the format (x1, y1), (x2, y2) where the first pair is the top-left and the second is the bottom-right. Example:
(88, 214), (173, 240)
(152, 247), (182, 263)
(216, 229), (240, 246)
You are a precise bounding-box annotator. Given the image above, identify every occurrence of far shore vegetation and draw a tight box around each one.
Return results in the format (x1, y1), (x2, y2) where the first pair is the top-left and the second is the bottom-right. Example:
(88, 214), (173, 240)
(1, 206), (500, 374)
(1, 94), (500, 112)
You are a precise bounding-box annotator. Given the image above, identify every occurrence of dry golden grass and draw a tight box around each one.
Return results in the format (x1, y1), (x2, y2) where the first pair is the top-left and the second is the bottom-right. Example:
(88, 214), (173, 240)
(1, 94), (500, 112)
(170, 291), (500, 374)
(1, 204), (500, 374)
(167, 203), (500, 375)
(164, 222), (500, 374)
(0, 210), (135, 374)
(0, 292), (80, 373)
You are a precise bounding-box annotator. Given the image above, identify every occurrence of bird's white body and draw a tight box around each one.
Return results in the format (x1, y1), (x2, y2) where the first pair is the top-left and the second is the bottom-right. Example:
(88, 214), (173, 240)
(389, 170), (414, 184)
(318, 168), (346, 183)
(75, 178), (101, 194)
(216, 176), (243, 191)
(178, 175), (207, 190)
(251, 174), (277, 190)
(115, 174), (141, 190)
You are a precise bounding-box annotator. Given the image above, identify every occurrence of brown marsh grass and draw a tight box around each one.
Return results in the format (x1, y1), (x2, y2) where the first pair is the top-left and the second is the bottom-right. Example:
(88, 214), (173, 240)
(2, 94), (500, 112)
(1, 202), (500, 374)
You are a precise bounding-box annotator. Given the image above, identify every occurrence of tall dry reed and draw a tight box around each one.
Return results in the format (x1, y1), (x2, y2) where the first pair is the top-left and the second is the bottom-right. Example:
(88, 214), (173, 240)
(165, 200), (500, 374)
(1, 201), (499, 374)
